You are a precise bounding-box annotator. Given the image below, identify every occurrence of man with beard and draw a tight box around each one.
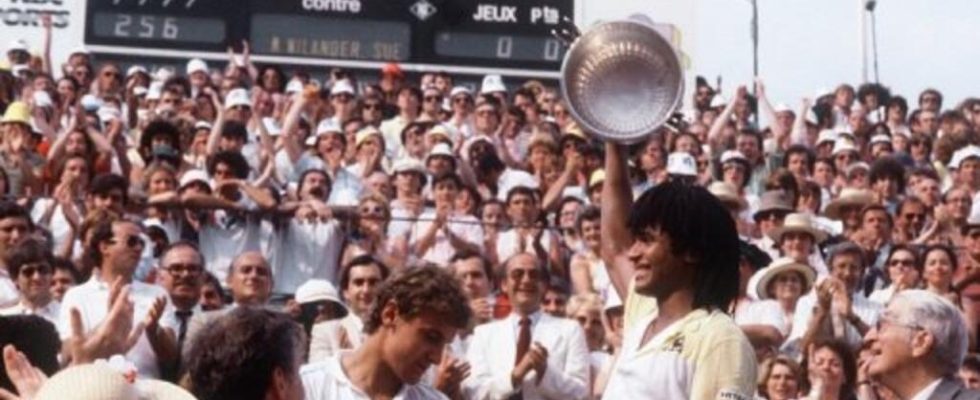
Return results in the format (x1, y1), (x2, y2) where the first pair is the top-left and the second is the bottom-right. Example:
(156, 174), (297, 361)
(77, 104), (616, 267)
(599, 143), (756, 399)
(302, 266), (471, 400)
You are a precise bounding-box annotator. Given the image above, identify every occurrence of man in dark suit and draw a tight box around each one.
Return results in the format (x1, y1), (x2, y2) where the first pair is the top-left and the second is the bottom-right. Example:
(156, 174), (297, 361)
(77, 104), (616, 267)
(864, 290), (980, 400)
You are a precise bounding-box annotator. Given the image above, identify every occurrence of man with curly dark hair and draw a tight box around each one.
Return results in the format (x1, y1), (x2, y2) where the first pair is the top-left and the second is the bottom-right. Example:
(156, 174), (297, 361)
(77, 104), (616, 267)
(302, 266), (472, 400)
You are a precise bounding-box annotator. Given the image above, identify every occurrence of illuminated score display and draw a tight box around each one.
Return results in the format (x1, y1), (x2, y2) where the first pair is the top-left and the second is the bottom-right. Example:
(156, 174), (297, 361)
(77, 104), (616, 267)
(85, 0), (574, 74)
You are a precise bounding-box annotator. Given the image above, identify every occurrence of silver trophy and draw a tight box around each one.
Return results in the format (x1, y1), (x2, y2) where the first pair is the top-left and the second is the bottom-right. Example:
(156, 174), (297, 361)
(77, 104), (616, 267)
(554, 17), (684, 144)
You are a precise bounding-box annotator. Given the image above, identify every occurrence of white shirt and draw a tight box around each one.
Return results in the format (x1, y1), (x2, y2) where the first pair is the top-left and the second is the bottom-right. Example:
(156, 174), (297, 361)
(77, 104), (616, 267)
(30, 198), (80, 257)
(0, 271), (18, 308)
(910, 378), (943, 400)
(309, 314), (365, 363)
(409, 210), (483, 266)
(495, 229), (556, 264)
(198, 211), (265, 284)
(57, 276), (175, 378)
(463, 311), (590, 400)
(267, 219), (344, 294)
(0, 300), (61, 324)
(784, 288), (881, 355)
(734, 299), (789, 336)
(301, 354), (448, 400)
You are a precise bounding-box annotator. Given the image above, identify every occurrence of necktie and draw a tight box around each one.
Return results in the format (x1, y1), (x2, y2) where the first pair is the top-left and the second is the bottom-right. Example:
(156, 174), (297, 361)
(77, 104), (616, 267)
(175, 310), (193, 350)
(511, 317), (532, 400)
(515, 317), (531, 365)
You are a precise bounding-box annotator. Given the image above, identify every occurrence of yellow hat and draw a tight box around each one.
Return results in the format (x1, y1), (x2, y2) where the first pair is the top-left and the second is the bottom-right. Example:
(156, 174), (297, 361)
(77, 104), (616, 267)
(588, 169), (606, 189)
(355, 126), (384, 148)
(1, 101), (30, 125)
(562, 124), (588, 142)
(425, 124), (453, 143)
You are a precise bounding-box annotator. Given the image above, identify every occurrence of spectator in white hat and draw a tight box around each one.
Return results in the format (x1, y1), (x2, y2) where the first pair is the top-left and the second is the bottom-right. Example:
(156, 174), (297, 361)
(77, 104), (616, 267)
(329, 79), (357, 124)
(480, 74), (507, 105)
(448, 86), (476, 140)
(388, 157), (428, 238)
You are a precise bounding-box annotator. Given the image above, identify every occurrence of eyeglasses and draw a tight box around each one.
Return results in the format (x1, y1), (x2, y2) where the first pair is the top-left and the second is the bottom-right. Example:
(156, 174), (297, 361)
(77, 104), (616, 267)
(110, 235), (145, 249)
(20, 263), (52, 278)
(903, 213), (925, 221)
(360, 206), (385, 216)
(230, 105), (251, 111)
(542, 296), (566, 306)
(162, 263), (203, 276)
(875, 315), (922, 332)
(331, 94), (352, 102)
(509, 268), (542, 282)
(756, 211), (789, 221)
(363, 103), (381, 111)
(476, 109), (496, 117)
(424, 96), (441, 103)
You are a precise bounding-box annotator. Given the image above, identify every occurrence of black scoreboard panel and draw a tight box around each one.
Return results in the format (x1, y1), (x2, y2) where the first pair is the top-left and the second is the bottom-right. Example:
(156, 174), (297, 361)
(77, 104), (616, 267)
(85, 0), (574, 74)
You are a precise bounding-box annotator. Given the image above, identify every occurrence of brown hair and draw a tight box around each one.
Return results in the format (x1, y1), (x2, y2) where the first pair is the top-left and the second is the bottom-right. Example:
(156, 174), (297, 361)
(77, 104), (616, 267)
(363, 266), (471, 334)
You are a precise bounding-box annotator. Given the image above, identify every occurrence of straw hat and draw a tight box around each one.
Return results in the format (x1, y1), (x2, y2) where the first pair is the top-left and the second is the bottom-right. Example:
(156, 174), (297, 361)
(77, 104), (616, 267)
(752, 190), (794, 221)
(824, 188), (875, 220)
(354, 126), (383, 148)
(35, 363), (195, 400)
(708, 181), (747, 211)
(588, 169), (606, 189)
(767, 212), (828, 243)
(1, 101), (30, 125)
(752, 257), (816, 300)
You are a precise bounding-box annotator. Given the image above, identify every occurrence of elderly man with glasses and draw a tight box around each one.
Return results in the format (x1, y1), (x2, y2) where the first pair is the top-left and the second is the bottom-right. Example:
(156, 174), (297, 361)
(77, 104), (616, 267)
(863, 290), (980, 400)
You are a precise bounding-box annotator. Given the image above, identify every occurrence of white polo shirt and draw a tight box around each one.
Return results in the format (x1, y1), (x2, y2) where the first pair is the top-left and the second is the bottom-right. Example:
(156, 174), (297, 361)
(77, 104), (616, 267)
(0, 271), (18, 308)
(301, 354), (448, 400)
(57, 276), (175, 379)
(603, 281), (757, 400)
(266, 218), (344, 293)
(0, 300), (60, 324)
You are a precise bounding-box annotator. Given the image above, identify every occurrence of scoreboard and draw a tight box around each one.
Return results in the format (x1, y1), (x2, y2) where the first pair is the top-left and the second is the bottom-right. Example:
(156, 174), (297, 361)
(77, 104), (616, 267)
(84, 0), (574, 78)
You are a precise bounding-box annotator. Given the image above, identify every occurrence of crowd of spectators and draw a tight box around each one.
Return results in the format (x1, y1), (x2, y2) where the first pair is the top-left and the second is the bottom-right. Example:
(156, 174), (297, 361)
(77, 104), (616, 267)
(0, 20), (980, 400)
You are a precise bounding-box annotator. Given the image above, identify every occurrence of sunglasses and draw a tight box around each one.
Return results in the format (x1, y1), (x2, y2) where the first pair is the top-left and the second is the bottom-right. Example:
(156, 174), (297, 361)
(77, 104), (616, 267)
(903, 213), (925, 221)
(20, 263), (52, 277)
(163, 262), (203, 276)
(230, 105), (251, 111)
(111, 235), (145, 249)
(888, 258), (916, 266)
(509, 268), (542, 282)
(363, 103), (381, 111)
